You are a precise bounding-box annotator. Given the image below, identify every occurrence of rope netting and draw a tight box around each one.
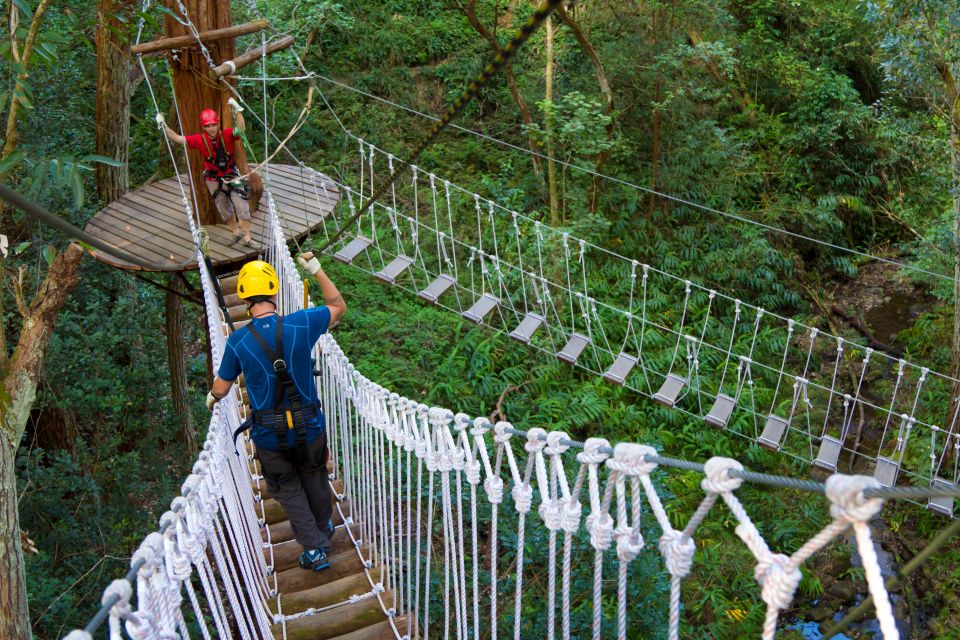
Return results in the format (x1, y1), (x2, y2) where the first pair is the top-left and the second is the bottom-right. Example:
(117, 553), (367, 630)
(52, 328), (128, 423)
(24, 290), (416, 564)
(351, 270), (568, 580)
(65, 196), (910, 638)
(311, 136), (960, 504)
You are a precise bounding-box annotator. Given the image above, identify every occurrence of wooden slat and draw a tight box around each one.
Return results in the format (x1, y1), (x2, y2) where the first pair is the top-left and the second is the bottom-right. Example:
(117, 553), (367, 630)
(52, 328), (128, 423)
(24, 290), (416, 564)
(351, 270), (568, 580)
(329, 618), (407, 640)
(265, 531), (356, 573)
(274, 547), (370, 594)
(83, 164), (339, 272)
(272, 589), (392, 640)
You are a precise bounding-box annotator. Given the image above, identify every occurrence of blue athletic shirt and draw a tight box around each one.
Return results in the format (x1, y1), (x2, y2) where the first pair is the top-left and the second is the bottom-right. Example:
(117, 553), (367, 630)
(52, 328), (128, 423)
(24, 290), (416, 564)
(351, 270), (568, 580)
(217, 306), (331, 450)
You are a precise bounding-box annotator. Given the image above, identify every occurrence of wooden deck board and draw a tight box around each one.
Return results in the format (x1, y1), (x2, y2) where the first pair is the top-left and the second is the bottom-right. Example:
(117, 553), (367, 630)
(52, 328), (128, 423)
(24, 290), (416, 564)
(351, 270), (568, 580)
(83, 164), (341, 272)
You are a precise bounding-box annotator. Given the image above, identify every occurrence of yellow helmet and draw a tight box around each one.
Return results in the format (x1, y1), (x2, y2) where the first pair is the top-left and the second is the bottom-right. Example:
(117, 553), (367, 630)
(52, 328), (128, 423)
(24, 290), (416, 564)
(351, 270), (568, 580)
(237, 260), (279, 299)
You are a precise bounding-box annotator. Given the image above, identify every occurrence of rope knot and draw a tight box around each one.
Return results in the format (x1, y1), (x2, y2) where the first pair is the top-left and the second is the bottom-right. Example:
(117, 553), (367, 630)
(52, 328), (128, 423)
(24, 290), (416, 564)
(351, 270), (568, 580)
(465, 458), (482, 486)
(539, 499), (564, 531)
(607, 443), (659, 476)
(658, 530), (696, 578)
(701, 457), (744, 494)
(493, 421), (513, 445)
(561, 499), (582, 534)
(577, 437), (611, 465)
(484, 476), (504, 504)
(525, 427), (547, 453)
(512, 483), (534, 514)
(755, 553), (802, 612)
(454, 413), (472, 432)
(826, 474), (884, 523)
(471, 417), (492, 437)
(544, 430), (570, 456)
(103, 578), (133, 619)
(615, 524), (644, 563)
(585, 512), (615, 551)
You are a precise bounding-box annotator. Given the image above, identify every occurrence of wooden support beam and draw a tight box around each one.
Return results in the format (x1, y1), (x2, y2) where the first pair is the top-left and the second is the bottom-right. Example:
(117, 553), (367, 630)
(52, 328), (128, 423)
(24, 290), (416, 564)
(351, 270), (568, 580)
(211, 36), (295, 77)
(130, 18), (269, 55)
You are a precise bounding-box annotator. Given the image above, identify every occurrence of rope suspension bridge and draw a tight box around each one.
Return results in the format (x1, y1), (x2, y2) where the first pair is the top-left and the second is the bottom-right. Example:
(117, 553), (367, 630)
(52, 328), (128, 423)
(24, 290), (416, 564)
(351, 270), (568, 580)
(0, 0), (951, 638)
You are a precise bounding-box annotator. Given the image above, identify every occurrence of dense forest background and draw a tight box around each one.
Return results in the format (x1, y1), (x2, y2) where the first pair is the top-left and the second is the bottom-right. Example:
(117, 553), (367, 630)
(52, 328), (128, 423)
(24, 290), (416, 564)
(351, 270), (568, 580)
(2, 0), (960, 638)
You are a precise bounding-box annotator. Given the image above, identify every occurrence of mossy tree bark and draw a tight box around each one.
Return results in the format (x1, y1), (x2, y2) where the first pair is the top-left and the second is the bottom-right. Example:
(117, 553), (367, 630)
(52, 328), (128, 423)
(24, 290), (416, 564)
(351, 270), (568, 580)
(0, 243), (84, 640)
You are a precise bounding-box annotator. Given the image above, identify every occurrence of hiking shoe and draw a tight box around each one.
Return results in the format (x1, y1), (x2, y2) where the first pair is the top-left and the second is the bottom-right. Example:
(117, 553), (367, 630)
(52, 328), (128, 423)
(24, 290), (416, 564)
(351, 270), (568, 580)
(242, 237), (255, 248)
(227, 233), (242, 246)
(298, 548), (330, 572)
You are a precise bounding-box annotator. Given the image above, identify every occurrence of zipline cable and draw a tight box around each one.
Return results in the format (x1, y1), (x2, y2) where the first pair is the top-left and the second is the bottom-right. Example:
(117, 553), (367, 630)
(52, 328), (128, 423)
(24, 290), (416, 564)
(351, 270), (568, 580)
(316, 0), (564, 254)
(0, 183), (196, 272)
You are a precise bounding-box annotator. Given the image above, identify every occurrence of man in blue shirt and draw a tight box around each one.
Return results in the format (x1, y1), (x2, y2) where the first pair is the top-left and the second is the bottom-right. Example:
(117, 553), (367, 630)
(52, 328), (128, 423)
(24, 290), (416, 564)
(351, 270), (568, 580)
(207, 253), (346, 571)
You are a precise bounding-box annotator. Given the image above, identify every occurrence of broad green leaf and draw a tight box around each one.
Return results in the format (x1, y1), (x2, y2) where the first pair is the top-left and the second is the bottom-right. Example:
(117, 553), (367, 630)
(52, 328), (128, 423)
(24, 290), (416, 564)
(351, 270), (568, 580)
(71, 168), (84, 208)
(42, 245), (55, 266)
(13, 241), (32, 256)
(82, 154), (123, 167)
(11, 0), (33, 19)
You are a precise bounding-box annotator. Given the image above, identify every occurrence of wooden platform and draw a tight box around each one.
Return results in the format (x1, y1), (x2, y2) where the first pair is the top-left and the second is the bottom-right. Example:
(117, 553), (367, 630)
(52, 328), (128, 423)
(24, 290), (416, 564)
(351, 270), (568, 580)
(84, 164), (340, 271)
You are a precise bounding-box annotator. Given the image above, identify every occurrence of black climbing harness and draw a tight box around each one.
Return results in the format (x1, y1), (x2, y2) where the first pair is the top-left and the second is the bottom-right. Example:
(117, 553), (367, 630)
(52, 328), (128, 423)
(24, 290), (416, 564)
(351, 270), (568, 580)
(232, 317), (320, 470)
(201, 133), (250, 200)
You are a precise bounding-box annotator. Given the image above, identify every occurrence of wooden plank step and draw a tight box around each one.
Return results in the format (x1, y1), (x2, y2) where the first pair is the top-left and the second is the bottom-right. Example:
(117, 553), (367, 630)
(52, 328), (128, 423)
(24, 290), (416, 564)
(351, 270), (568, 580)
(261, 506), (349, 544)
(220, 274), (239, 294)
(271, 589), (393, 640)
(328, 616), (408, 640)
(253, 478), (344, 502)
(265, 531), (356, 572)
(275, 547), (371, 593)
(268, 567), (381, 614)
(224, 292), (242, 307)
(228, 305), (248, 322)
(261, 497), (350, 526)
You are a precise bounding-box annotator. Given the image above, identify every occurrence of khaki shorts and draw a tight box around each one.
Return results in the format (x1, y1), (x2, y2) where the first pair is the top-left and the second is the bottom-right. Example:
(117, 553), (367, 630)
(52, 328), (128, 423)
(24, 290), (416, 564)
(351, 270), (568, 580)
(205, 179), (251, 222)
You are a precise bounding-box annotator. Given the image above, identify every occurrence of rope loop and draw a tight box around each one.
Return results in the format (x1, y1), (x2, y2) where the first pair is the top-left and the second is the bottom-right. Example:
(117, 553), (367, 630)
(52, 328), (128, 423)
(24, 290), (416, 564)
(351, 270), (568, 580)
(607, 443), (658, 476)
(561, 499), (582, 534)
(493, 421), (514, 445)
(103, 578), (133, 622)
(577, 437), (611, 465)
(525, 427), (547, 453)
(471, 416), (492, 436)
(658, 530), (696, 578)
(539, 499), (564, 531)
(465, 458), (482, 486)
(826, 474), (884, 523)
(544, 430), (570, 456)
(701, 457), (744, 494)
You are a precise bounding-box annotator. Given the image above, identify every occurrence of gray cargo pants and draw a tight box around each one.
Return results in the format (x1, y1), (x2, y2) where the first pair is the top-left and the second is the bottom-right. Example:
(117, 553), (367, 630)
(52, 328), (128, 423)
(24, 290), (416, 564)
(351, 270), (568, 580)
(257, 434), (333, 551)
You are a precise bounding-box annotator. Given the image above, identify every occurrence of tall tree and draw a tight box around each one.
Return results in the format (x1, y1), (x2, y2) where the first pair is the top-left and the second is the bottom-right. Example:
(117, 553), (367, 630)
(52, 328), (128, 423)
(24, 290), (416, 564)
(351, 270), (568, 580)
(555, 5), (615, 213)
(544, 13), (559, 225)
(1, 244), (84, 640)
(95, 0), (143, 203)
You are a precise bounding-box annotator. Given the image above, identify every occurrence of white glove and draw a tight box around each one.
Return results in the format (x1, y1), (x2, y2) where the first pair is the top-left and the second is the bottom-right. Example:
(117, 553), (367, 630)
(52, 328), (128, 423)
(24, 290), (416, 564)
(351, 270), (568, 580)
(227, 97), (244, 113)
(155, 112), (166, 126)
(206, 391), (218, 411)
(297, 254), (322, 275)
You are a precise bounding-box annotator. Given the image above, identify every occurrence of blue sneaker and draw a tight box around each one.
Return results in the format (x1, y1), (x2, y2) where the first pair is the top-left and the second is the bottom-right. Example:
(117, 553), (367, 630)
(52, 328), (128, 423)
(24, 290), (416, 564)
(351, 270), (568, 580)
(298, 548), (330, 572)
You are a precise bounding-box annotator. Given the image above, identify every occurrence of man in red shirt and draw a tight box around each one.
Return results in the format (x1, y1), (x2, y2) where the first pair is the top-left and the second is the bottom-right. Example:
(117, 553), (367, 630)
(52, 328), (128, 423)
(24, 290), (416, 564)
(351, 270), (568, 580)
(158, 99), (254, 247)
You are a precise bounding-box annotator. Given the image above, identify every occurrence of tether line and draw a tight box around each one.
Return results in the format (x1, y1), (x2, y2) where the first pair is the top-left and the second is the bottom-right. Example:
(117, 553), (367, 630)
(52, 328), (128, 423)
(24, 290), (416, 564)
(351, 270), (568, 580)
(317, 0), (563, 254)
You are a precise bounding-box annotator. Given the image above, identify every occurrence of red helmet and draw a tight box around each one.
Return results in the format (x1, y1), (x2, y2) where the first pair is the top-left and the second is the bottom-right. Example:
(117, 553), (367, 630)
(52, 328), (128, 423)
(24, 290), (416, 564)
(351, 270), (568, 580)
(199, 109), (219, 126)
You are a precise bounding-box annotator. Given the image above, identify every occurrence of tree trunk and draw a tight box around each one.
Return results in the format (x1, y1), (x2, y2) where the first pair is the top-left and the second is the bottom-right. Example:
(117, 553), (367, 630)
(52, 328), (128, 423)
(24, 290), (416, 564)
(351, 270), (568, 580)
(648, 78), (661, 218)
(162, 0), (238, 226)
(949, 120), (960, 429)
(458, 0), (545, 191)
(166, 274), (196, 453)
(0, 429), (28, 640)
(556, 6), (614, 214)
(95, 0), (140, 203)
(0, 243), (84, 640)
(544, 15), (559, 226)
